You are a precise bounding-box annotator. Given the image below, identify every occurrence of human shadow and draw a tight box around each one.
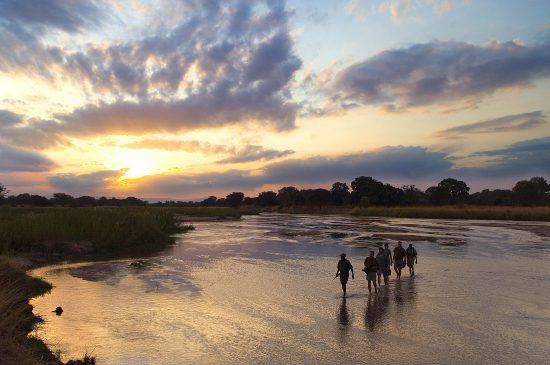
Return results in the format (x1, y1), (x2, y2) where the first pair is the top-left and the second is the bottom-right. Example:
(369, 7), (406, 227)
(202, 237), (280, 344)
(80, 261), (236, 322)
(364, 291), (390, 332)
(336, 297), (351, 343)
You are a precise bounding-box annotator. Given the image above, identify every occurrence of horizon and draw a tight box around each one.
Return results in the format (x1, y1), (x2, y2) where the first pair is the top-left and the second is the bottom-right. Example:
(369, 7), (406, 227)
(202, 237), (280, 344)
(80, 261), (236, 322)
(0, 0), (549, 199)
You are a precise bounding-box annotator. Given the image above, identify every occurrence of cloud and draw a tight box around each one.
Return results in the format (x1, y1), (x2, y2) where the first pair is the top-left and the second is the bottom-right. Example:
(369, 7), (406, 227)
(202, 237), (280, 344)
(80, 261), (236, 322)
(328, 40), (550, 112)
(461, 137), (550, 178)
(0, 0), (301, 148)
(0, 142), (56, 172)
(379, 0), (461, 22)
(123, 139), (229, 154)
(0, 0), (107, 40)
(217, 145), (295, 164)
(48, 170), (124, 195)
(436, 111), (547, 138)
(345, 0), (366, 22)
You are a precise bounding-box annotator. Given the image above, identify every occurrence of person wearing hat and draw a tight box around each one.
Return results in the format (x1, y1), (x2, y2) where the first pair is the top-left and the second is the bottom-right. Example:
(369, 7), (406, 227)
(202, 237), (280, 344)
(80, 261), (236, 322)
(393, 241), (406, 279)
(335, 253), (354, 296)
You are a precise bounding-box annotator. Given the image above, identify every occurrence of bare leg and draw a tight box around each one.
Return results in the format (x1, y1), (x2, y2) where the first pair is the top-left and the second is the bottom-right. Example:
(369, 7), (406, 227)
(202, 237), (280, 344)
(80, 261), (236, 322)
(374, 281), (378, 293)
(377, 273), (381, 286)
(367, 280), (371, 293)
(341, 283), (346, 296)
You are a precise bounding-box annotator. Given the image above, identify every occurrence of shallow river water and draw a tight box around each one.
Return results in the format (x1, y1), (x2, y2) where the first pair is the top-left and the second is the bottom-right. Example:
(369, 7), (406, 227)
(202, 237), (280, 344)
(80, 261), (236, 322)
(31, 214), (550, 364)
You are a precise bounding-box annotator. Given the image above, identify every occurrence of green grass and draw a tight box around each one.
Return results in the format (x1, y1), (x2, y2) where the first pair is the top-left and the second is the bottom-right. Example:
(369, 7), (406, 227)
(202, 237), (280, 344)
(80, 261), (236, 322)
(351, 206), (550, 221)
(0, 206), (193, 258)
(168, 206), (242, 219)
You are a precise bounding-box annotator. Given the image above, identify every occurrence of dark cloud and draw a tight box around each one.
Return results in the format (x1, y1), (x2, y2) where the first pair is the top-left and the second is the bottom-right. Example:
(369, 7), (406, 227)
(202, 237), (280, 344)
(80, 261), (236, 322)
(436, 111), (547, 138)
(0, 0), (106, 40)
(217, 145), (295, 164)
(0, 109), (22, 126)
(459, 137), (550, 178)
(48, 170), (124, 195)
(329, 40), (550, 111)
(0, 0), (301, 147)
(0, 142), (56, 172)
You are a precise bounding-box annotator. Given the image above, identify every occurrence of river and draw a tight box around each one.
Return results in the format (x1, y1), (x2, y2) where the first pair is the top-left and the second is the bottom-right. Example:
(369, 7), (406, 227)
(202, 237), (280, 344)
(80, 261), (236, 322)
(30, 214), (550, 364)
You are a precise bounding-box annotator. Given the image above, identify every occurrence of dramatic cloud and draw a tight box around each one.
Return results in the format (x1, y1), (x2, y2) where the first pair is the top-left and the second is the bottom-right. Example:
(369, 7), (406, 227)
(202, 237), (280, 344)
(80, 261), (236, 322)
(0, 0), (106, 39)
(0, 142), (56, 172)
(217, 145), (295, 164)
(0, 0), (301, 148)
(48, 170), (124, 195)
(462, 137), (550, 178)
(329, 40), (550, 111)
(436, 111), (547, 138)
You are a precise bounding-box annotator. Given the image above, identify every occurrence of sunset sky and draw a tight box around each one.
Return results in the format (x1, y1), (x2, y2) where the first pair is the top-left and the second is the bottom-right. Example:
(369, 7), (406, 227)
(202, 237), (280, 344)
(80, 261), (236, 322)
(0, 0), (549, 199)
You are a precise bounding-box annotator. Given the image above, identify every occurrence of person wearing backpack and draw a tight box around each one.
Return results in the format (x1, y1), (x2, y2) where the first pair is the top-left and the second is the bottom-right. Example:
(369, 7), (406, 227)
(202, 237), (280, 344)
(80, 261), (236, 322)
(376, 246), (390, 286)
(363, 251), (379, 294)
(393, 241), (406, 278)
(406, 243), (418, 276)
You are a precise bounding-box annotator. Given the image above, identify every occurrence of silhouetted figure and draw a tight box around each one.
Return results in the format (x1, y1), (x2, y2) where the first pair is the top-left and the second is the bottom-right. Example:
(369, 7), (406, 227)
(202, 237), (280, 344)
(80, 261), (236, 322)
(335, 253), (354, 296)
(406, 243), (418, 276)
(363, 250), (379, 293)
(383, 242), (393, 267)
(393, 241), (406, 278)
(376, 246), (390, 286)
(53, 306), (63, 315)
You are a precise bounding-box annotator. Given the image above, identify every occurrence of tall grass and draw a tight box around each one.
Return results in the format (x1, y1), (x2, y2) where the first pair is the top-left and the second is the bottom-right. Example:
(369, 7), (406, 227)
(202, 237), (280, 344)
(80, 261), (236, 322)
(0, 207), (192, 257)
(351, 206), (550, 221)
(0, 259), (59, 365)
(168, 206), (242, 219)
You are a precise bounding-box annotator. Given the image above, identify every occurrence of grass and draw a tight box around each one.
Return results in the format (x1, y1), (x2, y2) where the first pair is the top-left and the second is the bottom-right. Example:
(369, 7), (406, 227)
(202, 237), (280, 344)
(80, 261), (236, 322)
(0, 258), (60, 365)
(0, 206), (194, 259)
(168, 206), (242, 219)
(351, 205), (550, 221)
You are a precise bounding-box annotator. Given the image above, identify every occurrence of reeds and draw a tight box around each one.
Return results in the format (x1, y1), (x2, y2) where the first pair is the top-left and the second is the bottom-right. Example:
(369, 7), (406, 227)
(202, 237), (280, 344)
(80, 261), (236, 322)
(351, 205), (550, 221)
(0, 207), (194, 257)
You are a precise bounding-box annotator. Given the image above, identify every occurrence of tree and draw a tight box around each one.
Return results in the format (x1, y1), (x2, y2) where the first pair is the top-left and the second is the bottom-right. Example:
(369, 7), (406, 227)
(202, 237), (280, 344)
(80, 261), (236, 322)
(243, 196), (257, 205)
(513, 177), (549, 205)
(470, 189), (514, 206)
(0, 183), (6, 200)
(226, 192), (245, 207)
(257, 191), (278, 206)
(277, 186), (300, 206)
(330, 182), (350, 205)
(301, 188), (332, 206)
(402, 185), (428, 205)
(75, 196), (97, 206)
(350, 176), (385, 205)
(426, 178), (470, 205)
(201, 196), (218, 207)
(52, 193), (75, 206)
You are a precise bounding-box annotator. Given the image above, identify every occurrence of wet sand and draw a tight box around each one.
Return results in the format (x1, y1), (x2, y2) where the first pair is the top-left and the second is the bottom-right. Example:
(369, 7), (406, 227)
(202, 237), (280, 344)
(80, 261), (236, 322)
(31, 214), (550, 364)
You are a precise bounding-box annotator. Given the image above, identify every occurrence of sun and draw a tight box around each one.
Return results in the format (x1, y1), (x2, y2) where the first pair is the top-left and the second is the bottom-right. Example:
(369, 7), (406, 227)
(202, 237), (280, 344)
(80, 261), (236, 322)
(113, 149), (157, 179)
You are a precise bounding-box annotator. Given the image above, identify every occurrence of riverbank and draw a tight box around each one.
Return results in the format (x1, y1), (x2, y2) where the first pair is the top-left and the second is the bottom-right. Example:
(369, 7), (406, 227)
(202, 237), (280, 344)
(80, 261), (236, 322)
(234, 205), (550, 221)
(0, 207), (194, 365)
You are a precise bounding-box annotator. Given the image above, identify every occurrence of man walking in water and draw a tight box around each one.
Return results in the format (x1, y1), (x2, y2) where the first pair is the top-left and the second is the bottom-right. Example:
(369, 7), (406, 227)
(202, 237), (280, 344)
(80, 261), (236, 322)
(383, 242), (393, 268)
(376, 247), (390, 286)
(406, 243), (418, 276)
(393, 241), (406, 279)
(363, 251), (379, 293)
(335, 253), (354, 296)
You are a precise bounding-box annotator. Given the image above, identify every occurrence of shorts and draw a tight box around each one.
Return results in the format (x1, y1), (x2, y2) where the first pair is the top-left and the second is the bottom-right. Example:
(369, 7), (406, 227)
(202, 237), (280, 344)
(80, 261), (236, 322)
(407, 259), (415, 268)
(394, 259), (404, 270)
(366, 272), (377, 281)
(340, 274), (349, 284)
(378, 266), (389, 277)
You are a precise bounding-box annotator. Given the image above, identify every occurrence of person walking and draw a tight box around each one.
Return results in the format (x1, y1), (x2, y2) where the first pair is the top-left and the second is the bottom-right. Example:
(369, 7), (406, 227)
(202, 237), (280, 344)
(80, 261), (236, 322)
(335, 253), (354, 296)
(383, 242), (393, 268)
(363, 251), (379, 294)
(393, 241), (406, 279)
(376, 246), (390, 286)
(406, 243), (418, 276)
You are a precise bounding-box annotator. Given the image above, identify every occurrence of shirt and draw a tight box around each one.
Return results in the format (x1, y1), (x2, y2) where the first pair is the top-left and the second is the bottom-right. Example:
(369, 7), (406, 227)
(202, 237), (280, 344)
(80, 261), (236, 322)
(393, 246), (406, 260)
(364, 256), (379, 273)
(337, 259), (353, 275)
(376, 252), (389, 268)
(406, 247), (417, 260)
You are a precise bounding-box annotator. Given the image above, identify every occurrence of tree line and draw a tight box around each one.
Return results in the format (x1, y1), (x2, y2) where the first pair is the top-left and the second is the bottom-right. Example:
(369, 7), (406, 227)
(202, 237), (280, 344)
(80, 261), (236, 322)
(0, 176), (548, 208)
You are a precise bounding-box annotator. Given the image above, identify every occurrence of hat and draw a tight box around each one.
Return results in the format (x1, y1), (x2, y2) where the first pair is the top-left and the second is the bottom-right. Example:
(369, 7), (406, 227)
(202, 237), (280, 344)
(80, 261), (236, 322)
(340, 253), (346, 258)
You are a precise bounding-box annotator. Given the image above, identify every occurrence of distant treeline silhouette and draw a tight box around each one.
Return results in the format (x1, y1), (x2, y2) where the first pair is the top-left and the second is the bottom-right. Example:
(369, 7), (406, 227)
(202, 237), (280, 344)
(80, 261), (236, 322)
(3, 176), (545, 208)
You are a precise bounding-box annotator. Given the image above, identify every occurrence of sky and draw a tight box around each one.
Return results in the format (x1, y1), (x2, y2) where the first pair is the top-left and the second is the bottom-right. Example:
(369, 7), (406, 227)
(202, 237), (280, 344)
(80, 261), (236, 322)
(0, 0), (549, 200)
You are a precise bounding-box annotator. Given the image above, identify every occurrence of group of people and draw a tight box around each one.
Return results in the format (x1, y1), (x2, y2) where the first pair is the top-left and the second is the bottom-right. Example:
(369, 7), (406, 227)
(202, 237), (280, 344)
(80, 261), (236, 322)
(335, 241), (418, 295)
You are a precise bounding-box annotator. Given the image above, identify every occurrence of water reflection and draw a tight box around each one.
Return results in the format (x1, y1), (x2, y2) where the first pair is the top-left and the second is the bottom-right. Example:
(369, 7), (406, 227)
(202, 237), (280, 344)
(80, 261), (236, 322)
(364, 293), (390, 332)
(338, 297), (351, 343)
